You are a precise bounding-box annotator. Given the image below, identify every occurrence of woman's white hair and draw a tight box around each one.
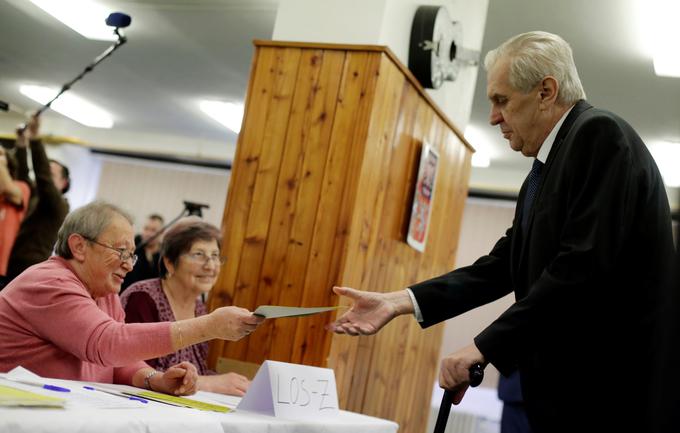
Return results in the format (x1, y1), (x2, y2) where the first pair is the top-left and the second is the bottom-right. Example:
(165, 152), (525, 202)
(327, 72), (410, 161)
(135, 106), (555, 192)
(484, 31), (586, 105)
(55, 200), (134, 258)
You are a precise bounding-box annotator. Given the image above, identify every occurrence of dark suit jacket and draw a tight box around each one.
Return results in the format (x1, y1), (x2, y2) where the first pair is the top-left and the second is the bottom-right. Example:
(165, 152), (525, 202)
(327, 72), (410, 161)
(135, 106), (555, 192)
(410, 101), (675, 433)
(120, 234), (160, 293)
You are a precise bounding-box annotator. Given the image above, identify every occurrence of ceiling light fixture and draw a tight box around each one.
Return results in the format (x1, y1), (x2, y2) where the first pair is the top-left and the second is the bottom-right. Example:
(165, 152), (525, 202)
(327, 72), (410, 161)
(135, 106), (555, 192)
(649, 141), (680, 187)
(29, 0), (117, 41)
(637, 0), (680, 77)
(199, 100), (244, 133)
(20, 85), (114, 128)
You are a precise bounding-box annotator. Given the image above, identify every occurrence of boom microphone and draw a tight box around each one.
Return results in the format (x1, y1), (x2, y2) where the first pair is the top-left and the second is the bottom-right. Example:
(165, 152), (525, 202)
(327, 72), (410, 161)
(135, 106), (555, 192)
(24, 12), (132, 122)
(105, 12), (131, 28)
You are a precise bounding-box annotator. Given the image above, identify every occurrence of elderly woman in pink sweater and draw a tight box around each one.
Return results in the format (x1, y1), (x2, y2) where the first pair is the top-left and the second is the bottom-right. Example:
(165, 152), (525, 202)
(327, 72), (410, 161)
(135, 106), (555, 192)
(0, 201), (264, 395)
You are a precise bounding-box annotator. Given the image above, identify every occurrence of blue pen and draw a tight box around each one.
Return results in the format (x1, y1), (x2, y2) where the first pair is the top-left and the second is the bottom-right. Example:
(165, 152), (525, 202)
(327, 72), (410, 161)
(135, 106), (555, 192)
(10, 379), (71, 393)
(42, 384), (71, 392)
(84, 384), (148, 403)
(128, 396), (148, 403)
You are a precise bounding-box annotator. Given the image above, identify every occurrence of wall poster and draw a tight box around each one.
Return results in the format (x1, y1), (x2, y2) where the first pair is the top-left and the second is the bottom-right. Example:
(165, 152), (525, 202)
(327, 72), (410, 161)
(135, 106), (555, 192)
(406, 143), (439, 252)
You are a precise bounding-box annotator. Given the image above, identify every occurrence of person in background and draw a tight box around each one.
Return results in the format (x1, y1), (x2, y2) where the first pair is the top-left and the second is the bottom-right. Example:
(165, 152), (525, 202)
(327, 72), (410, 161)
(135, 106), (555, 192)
(6, 116), (69, 281)
(121, 213), (164, 292)
(0, 141), (30, 289)
(0, 201), (264, 394)
(328, 31), (675, 433)
(121, 217), (251, 396)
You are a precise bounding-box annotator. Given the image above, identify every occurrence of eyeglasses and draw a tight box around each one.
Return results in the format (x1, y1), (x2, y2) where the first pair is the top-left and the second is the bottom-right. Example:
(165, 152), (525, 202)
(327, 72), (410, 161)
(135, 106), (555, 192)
(82, 235), (138, 266)
(183, 251), (226, 266)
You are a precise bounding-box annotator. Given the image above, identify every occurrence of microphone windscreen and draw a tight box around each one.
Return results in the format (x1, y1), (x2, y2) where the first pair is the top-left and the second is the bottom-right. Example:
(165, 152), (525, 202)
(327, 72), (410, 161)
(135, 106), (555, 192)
(106, 12), (131, 28)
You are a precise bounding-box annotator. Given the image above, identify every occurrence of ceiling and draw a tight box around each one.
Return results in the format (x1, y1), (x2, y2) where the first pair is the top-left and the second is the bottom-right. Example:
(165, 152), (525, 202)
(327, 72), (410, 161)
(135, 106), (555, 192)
(1, 0), (678, 206)
(0, 0), (278, 158)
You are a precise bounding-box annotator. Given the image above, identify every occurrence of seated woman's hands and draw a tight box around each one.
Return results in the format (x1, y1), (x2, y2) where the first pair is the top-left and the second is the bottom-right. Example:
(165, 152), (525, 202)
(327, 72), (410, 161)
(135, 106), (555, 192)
(151, 361), (199, 395)
(199, 372), (250, 396)
(209, 306), (265, 341)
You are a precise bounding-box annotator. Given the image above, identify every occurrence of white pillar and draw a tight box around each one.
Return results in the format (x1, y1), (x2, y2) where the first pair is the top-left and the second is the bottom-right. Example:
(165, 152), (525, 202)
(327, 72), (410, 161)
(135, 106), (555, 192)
(273, 0), (489, 129)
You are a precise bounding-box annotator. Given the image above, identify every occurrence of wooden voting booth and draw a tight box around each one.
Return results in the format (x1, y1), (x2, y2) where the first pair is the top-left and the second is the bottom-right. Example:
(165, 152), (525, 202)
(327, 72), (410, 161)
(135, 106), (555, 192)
(207, 40), (473, 433)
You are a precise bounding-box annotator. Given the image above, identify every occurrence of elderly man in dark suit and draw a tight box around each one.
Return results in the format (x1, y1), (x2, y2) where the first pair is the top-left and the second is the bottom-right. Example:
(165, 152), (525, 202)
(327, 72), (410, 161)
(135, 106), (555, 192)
(328, 31), (675, 433)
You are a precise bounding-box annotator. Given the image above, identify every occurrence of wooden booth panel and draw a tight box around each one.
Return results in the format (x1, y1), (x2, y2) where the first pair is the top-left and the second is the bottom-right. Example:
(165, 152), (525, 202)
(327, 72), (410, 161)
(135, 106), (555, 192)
(209, 41), (473, 433)
(208, 46), (303, 363)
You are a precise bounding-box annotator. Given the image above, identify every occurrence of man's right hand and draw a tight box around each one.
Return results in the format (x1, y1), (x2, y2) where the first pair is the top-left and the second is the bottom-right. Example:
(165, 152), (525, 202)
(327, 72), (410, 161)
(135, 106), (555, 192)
(326, 287), (414, 336)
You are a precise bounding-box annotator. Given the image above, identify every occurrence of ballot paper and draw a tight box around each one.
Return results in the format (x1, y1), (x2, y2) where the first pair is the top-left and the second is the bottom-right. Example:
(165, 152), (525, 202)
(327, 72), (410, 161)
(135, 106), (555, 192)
(2, 367), (143, 409)
(253, 305), (339, 319)
(0, 383), (66, 408)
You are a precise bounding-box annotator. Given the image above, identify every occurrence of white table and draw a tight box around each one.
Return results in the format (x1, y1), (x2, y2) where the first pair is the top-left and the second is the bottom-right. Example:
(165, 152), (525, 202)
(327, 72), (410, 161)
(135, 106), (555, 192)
(0, 377), (398, 433)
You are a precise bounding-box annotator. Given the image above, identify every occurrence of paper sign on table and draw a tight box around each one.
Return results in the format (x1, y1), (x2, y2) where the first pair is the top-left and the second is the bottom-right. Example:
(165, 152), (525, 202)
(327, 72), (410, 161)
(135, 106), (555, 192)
(237, 360), (339, 420)
(254, 305), (339, 319)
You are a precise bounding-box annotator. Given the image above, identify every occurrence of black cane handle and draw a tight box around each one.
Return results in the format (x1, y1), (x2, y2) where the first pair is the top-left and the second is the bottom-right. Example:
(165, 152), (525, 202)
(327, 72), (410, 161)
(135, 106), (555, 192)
(469, 362), (484, 387)
(433, 363), (485, 433)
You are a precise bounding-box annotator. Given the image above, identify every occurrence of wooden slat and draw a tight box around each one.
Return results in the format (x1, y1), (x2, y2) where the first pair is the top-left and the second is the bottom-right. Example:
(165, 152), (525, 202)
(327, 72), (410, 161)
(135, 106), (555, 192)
(220, 46), (303, 361)
(289, 50), (379, 366)
(252, 49), (346, 363)
(359, 79), (420, 420)
(341, 55), (407, 413)
(321, 51), (385, 405)
(208, 45), (279, 365)
(242, 48), (327, 363)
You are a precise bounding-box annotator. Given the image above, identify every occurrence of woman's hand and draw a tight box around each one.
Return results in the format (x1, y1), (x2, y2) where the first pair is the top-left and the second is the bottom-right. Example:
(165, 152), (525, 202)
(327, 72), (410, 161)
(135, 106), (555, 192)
(199, 372), (250, 396)
(209, 306), (265, 341)
(151, 361), (199, 396)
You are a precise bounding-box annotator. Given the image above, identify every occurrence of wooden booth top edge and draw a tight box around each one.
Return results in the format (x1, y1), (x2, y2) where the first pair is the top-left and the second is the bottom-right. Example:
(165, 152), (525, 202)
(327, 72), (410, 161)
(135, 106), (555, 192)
(253, 39), (475, 153)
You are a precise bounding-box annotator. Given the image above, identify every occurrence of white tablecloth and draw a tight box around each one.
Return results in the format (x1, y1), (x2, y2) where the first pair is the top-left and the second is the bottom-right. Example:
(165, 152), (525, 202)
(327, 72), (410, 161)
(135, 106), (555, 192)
(0, 377), (398, 433)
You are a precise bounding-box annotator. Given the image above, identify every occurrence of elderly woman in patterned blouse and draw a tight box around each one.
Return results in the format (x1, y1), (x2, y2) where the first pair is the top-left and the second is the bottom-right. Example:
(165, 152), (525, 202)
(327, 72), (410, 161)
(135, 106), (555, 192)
(121, 217), (257, 396)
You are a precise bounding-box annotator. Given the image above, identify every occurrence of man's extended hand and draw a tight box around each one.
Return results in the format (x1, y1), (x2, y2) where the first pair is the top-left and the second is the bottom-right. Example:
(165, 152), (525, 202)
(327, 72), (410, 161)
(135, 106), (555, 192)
(326, 287), (414, 336)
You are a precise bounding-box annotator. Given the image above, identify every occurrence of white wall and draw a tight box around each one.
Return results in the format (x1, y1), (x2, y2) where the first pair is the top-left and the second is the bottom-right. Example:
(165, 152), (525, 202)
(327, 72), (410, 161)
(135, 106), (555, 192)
(438, 197), (516, 389)
(94, 155), (229, 232)
(273, 0), (489, 129)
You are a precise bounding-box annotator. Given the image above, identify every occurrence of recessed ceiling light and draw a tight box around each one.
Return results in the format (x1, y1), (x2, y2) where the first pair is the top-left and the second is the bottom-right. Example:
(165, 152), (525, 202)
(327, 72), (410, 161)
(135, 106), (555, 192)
(636, 0), (680, 77)
(20, 85), (114, 128)
(199, 100), (244, 133)
(649, 141), (680, 187)
(29, 0), (117, 41)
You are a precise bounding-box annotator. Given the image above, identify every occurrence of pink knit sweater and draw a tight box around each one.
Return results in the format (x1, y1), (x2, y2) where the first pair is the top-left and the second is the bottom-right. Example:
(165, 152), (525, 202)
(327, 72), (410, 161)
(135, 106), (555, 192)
(0, 256), (173, 384)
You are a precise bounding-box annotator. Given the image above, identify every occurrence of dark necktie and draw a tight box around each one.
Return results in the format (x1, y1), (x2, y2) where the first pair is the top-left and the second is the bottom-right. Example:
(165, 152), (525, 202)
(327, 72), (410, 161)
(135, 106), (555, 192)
(521, 159), (544, 232)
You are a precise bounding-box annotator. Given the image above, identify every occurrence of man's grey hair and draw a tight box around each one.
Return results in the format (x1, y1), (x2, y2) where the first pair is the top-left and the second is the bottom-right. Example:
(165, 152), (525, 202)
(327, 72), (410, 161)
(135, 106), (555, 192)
(484, 31), (586, 105)
(55, 201), (134, 259)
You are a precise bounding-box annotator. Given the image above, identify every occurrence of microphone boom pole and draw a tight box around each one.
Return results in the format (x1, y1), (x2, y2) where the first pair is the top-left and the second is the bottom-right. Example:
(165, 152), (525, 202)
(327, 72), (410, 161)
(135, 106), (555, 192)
(31, 12), (132, 119)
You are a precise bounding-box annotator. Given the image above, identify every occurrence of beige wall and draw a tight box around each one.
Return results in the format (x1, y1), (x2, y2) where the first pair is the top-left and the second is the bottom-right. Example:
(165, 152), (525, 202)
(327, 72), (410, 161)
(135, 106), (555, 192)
(437, 197), (516, 389)
(95, 156), (229, 232)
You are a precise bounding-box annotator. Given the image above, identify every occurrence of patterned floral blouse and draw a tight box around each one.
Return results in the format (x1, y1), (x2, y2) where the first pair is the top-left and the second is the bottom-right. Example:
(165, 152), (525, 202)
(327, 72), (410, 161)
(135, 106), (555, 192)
(120, 278), (215, 375)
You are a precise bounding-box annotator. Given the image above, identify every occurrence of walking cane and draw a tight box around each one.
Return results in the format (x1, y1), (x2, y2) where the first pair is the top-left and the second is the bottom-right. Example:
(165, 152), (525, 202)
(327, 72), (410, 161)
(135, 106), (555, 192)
(433, 363), (485, 433)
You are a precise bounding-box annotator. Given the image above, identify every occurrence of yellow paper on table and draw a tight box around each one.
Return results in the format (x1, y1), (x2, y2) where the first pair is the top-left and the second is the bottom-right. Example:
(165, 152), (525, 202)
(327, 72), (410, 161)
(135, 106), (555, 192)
(0, 384), (66, 408)
(132, 390), (231, 413)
